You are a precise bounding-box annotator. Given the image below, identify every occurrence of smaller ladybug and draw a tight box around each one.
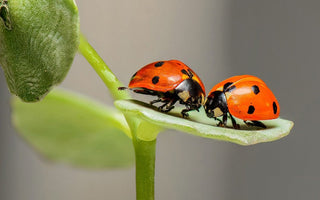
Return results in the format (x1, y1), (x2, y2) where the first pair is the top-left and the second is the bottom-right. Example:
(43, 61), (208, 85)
(204, 75), (280, 129)
(119, 60), (206, 117)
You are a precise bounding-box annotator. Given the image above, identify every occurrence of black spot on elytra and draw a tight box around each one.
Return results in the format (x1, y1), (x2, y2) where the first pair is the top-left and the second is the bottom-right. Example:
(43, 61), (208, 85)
(247, 105), (255, 114)
(152, 76), (160, 84)
(154, 62), (164, 67)
(273, 101), (277, 114)
(252, 85), (260, 95)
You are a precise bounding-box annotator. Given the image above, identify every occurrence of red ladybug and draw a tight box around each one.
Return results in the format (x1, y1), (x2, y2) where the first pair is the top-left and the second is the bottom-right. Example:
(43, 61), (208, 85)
(204, 75), (280, 129)
(119, 60), (205, 117)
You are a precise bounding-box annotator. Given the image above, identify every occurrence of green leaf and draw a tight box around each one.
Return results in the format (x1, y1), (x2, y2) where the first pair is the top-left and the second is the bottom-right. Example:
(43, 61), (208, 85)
(115, 99), (294, 145)
(12, 89), (134, 169)
(0, 0), (80, 102)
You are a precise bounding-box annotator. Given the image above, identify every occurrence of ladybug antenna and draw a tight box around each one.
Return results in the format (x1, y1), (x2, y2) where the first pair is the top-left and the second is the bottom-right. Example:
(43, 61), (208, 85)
(181, 69), (194, 78)
(187, 69), (194, 78)
(118, 87), (128, 91)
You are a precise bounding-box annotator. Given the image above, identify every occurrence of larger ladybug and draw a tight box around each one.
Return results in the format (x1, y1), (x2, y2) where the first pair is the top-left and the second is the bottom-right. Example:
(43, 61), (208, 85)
(204, 75), (280, 129)
(119, 60), (206, 117)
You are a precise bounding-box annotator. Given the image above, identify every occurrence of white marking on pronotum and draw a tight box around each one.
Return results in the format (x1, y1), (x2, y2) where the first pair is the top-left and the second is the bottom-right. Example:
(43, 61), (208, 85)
(178, 91), (190, 102)
(213, 107), (224, 117)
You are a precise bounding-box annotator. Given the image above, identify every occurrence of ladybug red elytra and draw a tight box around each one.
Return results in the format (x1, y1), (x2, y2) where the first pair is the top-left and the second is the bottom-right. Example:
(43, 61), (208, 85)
(119, 60), (206, 117)
(204, 75), (280, 129)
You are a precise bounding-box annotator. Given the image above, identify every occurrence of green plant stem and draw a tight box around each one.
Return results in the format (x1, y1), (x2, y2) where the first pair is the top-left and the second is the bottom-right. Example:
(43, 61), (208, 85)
(133, 137), (156, 200)
(78, 33), (130, 100)
(78, 33), (156, 200)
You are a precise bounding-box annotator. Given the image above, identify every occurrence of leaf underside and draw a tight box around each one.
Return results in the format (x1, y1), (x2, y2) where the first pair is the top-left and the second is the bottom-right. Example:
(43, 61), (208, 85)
(0, 0), (79, 102)
(115, 99), (294, 145)
(12, 89), (134, 169)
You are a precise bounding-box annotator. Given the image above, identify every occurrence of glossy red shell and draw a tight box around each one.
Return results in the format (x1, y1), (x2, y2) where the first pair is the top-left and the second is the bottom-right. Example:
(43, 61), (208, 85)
(208, 75), (266, 95)
(209, 75), (280, 120)
(128, 60), (205, 93)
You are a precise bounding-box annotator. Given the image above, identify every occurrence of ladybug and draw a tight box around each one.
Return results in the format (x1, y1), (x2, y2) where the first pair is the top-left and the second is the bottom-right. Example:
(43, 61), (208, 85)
(204, 75), (280, 129)
(119, 60), (206, 117)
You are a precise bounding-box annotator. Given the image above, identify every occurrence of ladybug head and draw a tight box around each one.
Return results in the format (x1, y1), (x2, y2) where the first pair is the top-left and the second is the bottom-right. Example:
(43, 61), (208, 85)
(204, 91), (228, 118)
(175, 79), (205, 109)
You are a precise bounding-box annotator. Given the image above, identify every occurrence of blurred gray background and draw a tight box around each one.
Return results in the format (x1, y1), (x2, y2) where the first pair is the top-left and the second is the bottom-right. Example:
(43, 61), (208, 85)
(1, 0), (319, 199)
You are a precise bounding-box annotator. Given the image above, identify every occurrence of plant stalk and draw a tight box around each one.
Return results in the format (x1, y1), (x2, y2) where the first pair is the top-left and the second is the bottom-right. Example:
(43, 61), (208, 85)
(133, 137), (156, 200)
(78, 33), (156, 200)
(78, 33), (130, 100)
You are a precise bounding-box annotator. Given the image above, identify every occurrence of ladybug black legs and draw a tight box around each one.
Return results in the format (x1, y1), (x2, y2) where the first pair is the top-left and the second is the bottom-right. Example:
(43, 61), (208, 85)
(217, 117), (266, 129)
(150, 98), (162, 105)
(181, 105), (198, 118)
(158, 102), (175, 113)
(155, 98), (178, 113)
(217, 113), (240, 129)
(217, 113), (228, 127)
(230, 114), (240, 129)
(244, 120), (266, 128)
(181, 109), (190, 118)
